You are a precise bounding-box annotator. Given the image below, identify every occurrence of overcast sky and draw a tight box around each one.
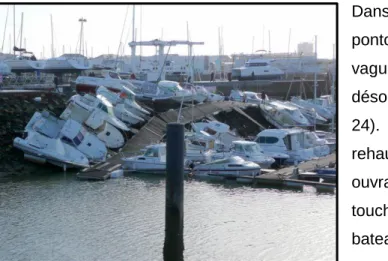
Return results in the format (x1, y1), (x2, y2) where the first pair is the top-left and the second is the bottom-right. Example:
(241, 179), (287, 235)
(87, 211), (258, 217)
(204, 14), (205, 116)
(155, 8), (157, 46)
(0, 4), (336, 59)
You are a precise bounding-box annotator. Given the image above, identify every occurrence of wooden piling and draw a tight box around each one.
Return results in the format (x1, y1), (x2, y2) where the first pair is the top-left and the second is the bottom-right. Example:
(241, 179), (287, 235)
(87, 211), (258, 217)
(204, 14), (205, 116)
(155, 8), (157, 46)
(163, 123), (185, 261)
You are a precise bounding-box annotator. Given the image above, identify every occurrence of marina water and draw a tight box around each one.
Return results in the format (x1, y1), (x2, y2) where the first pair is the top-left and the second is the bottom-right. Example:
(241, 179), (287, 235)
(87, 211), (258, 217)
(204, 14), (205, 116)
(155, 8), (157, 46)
(0, 171), (335, 261)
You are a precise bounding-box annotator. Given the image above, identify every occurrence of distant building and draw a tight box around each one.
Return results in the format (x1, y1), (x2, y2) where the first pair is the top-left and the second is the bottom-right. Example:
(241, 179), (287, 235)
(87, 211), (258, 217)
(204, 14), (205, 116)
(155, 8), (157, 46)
(297, 42), (314, 56)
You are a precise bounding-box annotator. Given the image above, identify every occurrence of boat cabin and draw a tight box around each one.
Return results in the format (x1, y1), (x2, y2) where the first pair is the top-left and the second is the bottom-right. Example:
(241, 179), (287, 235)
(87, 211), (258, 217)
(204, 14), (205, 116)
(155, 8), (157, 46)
(59, 120), (87, 147)
(140, 144), (167, 162)
(255, 129), (306, 151)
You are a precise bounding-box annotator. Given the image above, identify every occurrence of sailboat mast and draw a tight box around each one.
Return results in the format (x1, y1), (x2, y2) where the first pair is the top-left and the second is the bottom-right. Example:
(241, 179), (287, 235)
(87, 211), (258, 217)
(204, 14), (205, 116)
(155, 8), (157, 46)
(314, 35), (317, 100)
(50, 14), (54, 58)
(20, 12), (23, 49)
(252, 36), (254, 54)
(13, 5), (15, 56)
(132, 5), (135, 42)
(262, 25), (265, 50)
(2, 5), (9, 53)
(268, 30), (271, 53)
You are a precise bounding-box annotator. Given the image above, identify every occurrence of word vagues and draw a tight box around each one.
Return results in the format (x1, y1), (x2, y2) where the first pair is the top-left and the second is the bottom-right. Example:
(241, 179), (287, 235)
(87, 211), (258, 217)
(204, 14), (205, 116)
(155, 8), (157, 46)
(352, 64), (387, 77)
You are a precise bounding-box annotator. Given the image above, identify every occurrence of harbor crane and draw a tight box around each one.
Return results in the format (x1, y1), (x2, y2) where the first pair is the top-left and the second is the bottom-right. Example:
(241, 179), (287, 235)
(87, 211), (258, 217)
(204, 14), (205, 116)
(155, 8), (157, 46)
(128, 39), (204, 75)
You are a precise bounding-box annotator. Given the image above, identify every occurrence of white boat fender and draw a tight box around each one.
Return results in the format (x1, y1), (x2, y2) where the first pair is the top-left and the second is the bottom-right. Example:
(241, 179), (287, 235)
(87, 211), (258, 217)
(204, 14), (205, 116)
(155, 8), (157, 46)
(110, 169), (124, 178)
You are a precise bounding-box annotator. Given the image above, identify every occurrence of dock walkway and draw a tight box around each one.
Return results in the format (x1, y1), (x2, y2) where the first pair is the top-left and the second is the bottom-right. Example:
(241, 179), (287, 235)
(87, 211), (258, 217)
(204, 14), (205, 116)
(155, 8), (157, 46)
(77, 101), (251, 180)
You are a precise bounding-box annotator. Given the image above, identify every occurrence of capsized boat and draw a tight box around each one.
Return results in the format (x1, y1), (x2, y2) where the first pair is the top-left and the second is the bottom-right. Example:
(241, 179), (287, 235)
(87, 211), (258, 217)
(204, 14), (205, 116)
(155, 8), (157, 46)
(192, 156), (261, 178)
(13, 131), (89, 169)
(60, 99), (126, 149)
(291, 96), (334, 120)
(67, 94), (130, 132)
(26, 111), (107, 163)
(96, 85), (150, 119)
(191, 120), (241, 148)
(96, 93), (144, 126)
(259, 100), (311, 128)
(281, 101), (327, 125)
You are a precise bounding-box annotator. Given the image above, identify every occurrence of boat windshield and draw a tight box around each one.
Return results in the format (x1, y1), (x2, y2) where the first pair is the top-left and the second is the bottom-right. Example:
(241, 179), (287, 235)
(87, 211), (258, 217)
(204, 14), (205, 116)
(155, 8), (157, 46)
(144, 147), (159, 157)
(73, 131), (84, 146)
(244, 143), (264, 154)
(245, 62), (268, 67)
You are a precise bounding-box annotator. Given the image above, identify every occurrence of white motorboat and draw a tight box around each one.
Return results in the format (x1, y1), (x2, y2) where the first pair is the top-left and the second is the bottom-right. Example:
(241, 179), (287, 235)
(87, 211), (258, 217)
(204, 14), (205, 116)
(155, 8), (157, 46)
(231, 56), (285, 81)
(182, 83), (220, 103)
(67, 94), (130, 132)
(227, 140), (276, 169)
(95, 93), (144, 126)
(303, 130), (331, 157)
(191, 120), (241, 148)
(25, 111), (107, 163)
(43, 53), (91, 72)
(96, 85), (150, 119)
(229, 89), (245, 102)
(13, 131), (89, 169)
(207, 91), (225, 102)
(243, 91), (268, 104)
(311, 130), (336, 153)
(157, 80), (194, 103)
(282, 101), (327, 125)
(75, 70), (137, 94)
(122, 143), (172, 174)
(60, 98), (126, 149)
(291, 96), (334, 120)
(254, 128), (316, 163)
(192, 156), (261, 179)
(259, 100), (311, 128)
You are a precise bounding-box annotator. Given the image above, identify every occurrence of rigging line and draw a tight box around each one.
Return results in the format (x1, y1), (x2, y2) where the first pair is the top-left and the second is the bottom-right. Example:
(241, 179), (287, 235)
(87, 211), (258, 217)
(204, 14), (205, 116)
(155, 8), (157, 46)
(115, 5), (130, 69)
(1, 5), (9, 52)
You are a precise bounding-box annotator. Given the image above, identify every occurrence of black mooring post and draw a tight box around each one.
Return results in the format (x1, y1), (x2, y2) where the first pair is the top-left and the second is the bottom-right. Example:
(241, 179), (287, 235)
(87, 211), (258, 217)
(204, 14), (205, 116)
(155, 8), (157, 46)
(163, 123), (185, 261)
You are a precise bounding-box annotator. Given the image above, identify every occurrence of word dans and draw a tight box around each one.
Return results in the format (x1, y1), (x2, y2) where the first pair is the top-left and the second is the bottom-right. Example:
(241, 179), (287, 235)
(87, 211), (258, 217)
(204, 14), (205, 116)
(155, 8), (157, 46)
(352, 64), (387, 77)
(352, 90), (388, 103)
(353, 5), (388, 17)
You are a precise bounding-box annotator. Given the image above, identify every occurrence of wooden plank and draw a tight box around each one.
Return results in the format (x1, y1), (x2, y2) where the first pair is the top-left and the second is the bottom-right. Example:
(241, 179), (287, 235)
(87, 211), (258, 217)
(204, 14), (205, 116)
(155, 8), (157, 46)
(107, 164), (122, 172)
